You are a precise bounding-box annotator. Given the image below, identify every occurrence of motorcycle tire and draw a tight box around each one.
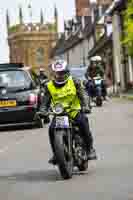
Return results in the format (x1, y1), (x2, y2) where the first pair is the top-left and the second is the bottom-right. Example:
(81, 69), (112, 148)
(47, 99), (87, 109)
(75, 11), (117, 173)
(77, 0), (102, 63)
(78, 160), (88, 171)
(54, 130), (73, 179)
(96, 97), (102, 107)
(75, 135), (88, 171)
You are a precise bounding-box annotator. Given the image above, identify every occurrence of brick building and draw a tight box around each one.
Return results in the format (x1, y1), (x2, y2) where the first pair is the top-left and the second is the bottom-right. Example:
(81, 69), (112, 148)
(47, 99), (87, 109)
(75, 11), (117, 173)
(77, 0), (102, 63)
(75, 0), (91, 16)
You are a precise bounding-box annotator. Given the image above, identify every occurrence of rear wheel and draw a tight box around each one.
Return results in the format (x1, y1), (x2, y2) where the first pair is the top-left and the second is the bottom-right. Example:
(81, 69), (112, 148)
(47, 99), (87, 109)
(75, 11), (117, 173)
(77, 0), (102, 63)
(54, 130), (73, 179)
(78, 160), (88, 171)
(96, 97), (102, 107)
(74, 135), (88, 171)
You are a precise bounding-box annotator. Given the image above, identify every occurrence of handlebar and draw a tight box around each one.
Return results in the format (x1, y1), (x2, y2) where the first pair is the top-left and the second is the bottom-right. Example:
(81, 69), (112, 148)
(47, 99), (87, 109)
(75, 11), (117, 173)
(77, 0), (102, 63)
(37, 108), (91, 118)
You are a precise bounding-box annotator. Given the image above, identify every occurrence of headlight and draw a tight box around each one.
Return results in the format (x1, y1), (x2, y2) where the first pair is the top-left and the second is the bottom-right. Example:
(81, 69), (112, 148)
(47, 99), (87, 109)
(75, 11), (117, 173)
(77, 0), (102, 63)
(54, 103), (64, 114)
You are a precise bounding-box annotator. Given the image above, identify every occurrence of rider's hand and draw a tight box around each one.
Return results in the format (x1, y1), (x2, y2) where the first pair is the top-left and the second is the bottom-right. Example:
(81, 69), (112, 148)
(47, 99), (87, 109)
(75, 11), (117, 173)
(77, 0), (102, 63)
(38, 110), (48, 118)
(82, 107), (91, 114)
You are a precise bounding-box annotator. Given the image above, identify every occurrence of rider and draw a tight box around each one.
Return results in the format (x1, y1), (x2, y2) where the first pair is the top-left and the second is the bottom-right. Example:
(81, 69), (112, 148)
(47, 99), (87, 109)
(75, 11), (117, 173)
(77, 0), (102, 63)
(88, 60), (107, 100)
(94, 74), (107, 100)
(40, 59), (97, 164)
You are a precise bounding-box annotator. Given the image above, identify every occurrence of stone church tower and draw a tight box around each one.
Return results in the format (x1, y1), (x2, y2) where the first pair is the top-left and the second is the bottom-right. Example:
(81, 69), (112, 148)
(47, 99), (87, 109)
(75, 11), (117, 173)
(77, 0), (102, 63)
(6, 6), (58, 73)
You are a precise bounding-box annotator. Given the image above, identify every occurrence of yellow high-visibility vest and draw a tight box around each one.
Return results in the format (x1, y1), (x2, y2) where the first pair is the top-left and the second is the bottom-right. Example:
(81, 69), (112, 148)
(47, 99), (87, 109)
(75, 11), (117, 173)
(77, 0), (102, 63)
(47, 77), (81, 119)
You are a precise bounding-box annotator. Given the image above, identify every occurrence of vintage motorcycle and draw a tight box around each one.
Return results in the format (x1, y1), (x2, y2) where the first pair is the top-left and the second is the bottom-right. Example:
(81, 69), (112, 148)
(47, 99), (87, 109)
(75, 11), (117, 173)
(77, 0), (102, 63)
(40, 104), (88, 179)
(85, 76), (103, 107)
(93, 76), (103, 107)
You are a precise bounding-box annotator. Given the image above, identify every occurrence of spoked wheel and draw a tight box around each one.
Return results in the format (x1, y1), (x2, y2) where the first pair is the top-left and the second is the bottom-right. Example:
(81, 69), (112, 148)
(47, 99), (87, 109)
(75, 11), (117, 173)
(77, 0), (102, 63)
(74, 135), (88, 171)
(54, 130), (73, 179)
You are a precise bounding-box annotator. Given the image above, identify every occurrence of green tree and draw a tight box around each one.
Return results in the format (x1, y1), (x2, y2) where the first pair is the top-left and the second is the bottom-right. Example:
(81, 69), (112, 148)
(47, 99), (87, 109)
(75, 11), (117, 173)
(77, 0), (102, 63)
(123, 0), (133, 56)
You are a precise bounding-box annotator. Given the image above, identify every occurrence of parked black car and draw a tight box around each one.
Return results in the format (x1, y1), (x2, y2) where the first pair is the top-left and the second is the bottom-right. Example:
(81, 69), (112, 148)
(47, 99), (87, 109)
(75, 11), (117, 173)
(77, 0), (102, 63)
(0, 63), (44, 128)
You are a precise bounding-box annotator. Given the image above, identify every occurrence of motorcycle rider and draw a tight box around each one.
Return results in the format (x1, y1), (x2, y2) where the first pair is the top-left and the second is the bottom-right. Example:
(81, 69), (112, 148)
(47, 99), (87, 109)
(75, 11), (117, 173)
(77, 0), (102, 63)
(94, 74), (107, 100)
(88, 60), (107, 100)
(40, 59), (97, 164)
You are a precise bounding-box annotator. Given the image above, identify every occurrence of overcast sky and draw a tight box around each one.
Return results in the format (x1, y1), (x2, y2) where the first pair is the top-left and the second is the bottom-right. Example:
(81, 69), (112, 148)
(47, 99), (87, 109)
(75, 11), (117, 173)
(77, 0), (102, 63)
(0, 0), (76, 63)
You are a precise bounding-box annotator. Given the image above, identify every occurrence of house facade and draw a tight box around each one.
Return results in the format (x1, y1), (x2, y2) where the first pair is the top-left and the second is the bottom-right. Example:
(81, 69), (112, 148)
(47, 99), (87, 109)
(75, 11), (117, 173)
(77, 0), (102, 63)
(51, 0), (133, 92)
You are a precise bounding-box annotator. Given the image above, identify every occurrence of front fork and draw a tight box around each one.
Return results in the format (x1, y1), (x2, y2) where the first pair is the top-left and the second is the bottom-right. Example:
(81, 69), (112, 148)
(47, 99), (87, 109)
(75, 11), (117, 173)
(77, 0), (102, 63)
(64, 128), (72, 160)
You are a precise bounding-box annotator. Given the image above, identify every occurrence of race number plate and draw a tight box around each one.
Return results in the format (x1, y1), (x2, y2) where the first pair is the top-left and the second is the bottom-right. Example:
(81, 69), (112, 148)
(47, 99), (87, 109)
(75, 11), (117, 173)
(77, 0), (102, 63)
(55, 116), (69, 128)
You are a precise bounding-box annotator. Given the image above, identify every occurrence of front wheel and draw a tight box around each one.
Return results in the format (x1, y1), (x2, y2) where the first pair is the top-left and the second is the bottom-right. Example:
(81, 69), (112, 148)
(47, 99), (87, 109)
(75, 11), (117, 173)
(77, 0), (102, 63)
(54, 130), (73, 179)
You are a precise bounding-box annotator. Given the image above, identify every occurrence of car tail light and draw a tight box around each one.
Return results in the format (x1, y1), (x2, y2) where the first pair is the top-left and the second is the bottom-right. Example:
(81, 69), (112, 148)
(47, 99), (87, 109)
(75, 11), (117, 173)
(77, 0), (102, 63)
(28, 93), (38, 105)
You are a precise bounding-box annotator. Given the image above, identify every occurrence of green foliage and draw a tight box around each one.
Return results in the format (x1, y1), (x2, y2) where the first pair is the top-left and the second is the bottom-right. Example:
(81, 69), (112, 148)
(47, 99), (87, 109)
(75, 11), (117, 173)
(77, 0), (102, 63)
(9, 24), (20, 33)
(47, 23), (56, 32)
(123, 0), (133, 56)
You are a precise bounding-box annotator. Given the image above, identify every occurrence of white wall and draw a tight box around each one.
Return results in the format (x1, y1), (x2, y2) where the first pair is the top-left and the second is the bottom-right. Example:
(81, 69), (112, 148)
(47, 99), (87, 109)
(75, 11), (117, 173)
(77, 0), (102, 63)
(69, 44), (82, 66)
(56, 36), (95, 68)
(128, 56), (133, 83)
(112, 13), (125, 91)
(61, 38), (90, 67)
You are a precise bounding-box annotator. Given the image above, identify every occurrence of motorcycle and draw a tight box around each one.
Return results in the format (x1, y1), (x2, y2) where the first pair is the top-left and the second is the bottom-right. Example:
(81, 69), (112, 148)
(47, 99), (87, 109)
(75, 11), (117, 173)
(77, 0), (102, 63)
(40, 104), (88, 179)
(93, 77), (103, 107)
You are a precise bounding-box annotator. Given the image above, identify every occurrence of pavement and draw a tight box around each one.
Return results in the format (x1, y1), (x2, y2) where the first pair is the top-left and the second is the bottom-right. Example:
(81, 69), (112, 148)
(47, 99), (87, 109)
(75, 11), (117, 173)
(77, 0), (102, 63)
(0, 99), (133, 200)
(111, 89), (133, 101)
(120, 89), (133, 101)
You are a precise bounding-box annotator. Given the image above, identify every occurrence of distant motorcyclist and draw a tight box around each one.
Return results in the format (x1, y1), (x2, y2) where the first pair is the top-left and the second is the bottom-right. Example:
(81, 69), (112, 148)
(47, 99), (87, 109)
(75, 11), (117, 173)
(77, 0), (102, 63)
(88, 57), (107, 100)
(94, 74), (107, 100)
(40, 59), (97, 164)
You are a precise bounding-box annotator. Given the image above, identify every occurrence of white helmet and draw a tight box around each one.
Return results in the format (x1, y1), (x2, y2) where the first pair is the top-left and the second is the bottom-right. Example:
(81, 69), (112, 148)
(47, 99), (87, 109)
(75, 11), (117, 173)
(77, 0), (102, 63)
(52, 60), (68, 72)
(39, 67), (44, 71)
(51, 59), (69, 85)
(90, 56), (102, 61)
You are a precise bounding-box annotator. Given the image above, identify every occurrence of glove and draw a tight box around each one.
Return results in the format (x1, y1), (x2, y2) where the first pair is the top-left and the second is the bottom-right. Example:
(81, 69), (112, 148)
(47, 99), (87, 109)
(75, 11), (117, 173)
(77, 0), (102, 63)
(38, 109), (48, 118)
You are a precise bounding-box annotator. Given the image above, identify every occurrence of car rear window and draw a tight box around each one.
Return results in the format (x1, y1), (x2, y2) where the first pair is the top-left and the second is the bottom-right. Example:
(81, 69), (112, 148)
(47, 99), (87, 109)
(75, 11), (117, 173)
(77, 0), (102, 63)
(0, 70), (32, 89)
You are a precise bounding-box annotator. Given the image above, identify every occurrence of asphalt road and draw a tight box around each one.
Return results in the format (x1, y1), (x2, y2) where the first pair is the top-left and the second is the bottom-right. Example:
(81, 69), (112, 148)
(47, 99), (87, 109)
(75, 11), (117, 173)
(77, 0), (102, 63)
(0, 99), (133, 200)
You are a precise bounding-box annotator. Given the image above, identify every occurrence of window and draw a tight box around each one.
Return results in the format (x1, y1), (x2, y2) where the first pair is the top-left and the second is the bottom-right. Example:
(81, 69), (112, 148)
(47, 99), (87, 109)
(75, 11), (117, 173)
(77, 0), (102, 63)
(0, 70), (31, 89)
